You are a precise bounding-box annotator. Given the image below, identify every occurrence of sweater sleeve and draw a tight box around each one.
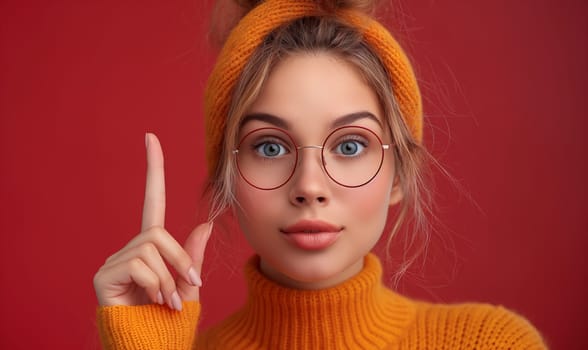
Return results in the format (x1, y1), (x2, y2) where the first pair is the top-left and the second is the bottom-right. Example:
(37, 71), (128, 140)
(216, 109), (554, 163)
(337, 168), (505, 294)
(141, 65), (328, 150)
(96, 301), (201, 350)
(484, 305), (548, 350)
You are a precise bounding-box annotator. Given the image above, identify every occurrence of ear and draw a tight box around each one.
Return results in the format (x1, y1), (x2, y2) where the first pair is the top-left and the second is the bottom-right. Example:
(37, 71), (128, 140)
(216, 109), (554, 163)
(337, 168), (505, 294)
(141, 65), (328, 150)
(389, 175), (403, 207)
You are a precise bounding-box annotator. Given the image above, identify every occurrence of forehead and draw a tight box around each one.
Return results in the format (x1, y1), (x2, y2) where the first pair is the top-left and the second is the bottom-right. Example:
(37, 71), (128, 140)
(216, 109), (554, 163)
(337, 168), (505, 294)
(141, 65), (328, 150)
(242, 53), (384, 135)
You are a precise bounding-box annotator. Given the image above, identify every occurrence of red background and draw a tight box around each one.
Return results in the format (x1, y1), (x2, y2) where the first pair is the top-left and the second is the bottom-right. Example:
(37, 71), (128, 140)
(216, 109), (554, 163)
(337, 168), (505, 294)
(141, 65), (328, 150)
(1, 0), (586, 349)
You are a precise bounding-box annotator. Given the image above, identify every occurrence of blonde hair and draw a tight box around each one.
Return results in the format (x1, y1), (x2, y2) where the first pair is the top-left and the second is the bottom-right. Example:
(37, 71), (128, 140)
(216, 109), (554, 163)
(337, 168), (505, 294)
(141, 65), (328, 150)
(205, 1), (437, 280)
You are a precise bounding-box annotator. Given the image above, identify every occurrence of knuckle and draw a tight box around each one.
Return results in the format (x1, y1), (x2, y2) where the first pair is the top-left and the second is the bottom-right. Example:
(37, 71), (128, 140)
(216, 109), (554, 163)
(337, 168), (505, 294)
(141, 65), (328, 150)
(127, 257), (144, 272)
(139, 242), (158, 257)
(159, 274), (175, 292)
(93, 268), (113, 290)
(145, 226), (168, 242)
(104, 251), (119, 264)
(93, 270), (104, 287)
(94, 264), (109, 279)
(143, 274), (160, 290)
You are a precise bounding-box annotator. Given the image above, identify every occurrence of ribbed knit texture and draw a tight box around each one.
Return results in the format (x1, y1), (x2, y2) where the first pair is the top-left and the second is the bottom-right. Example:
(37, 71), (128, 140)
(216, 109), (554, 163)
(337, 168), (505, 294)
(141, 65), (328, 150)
(97, 254), (548, 349)
(97, 301), (200, 349)
(204, 0), (423, 174)
(198, 254), (415, 349)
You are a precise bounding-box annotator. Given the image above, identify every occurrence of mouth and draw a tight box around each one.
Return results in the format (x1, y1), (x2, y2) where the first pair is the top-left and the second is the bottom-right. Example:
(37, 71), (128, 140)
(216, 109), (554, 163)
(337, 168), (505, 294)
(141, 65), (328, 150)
(280, 220), (343, 250)
(280, 220), (342, 234)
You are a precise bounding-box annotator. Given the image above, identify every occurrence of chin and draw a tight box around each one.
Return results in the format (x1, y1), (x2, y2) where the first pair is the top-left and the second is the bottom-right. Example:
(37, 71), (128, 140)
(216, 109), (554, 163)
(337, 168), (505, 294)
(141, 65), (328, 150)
(261, 249), (365, 289)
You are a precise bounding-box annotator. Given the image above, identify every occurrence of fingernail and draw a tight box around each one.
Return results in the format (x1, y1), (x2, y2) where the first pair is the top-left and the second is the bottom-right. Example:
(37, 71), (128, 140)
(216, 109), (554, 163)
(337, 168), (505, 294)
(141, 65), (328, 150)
(188, 267), (202, 287)
(156, 291), (164, 305)
(171, 291), (182, 311)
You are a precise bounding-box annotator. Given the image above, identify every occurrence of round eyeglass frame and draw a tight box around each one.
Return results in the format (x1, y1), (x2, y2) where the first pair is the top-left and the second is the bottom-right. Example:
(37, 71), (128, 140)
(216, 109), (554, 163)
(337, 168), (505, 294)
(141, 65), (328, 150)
(233, 125), (393, 190)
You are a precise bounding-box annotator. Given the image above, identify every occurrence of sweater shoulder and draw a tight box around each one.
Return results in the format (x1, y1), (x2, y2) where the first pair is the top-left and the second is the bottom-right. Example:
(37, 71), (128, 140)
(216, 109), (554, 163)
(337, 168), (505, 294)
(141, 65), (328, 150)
(406, 300), (548, 349)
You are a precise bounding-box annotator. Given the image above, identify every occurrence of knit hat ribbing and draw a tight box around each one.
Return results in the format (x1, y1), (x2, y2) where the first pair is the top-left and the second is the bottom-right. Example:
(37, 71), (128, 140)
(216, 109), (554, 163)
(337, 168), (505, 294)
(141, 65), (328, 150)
(204, 0), (422, 174)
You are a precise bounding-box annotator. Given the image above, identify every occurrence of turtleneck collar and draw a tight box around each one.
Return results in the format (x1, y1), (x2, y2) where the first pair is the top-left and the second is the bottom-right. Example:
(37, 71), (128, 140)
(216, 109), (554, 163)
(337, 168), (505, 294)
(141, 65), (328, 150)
(214, 253), (416, 349)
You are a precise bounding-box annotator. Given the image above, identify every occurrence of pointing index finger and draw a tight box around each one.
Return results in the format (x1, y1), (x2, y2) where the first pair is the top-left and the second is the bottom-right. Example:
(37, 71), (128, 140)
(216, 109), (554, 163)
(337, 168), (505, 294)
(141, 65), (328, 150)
(142, 133), (166, 231)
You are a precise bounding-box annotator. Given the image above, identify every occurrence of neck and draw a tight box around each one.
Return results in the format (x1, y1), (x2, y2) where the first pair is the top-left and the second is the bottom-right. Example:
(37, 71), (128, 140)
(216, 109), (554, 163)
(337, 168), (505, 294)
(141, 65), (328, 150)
(216, 254), (416, 349)
(258, 257), (364, 290)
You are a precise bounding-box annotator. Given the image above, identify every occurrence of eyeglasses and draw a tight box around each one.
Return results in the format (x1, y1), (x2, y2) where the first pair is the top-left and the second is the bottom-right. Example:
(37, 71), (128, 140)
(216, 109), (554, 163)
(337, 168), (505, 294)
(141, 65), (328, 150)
(233, 126), (392, 190)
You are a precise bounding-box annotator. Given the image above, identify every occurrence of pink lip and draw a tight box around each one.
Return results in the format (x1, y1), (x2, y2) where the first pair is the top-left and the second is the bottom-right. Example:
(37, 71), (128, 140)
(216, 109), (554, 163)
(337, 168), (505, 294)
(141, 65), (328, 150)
(281, 220), (342, 234)
(280, 220), (343, 250)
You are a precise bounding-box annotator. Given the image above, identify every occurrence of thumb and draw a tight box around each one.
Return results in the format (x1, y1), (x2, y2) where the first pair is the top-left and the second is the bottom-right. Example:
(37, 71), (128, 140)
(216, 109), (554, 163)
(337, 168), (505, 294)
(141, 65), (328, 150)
(176, 221), (213, 301)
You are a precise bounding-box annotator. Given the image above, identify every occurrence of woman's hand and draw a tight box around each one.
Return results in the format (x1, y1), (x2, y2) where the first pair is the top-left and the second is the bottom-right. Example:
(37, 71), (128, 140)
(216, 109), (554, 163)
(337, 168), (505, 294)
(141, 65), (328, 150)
(93, 133), (212, 311)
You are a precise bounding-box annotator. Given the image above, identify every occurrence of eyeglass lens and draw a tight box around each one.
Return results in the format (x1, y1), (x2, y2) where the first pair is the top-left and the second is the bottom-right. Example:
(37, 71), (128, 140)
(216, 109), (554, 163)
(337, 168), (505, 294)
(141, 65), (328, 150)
(235, 126), (386, 190)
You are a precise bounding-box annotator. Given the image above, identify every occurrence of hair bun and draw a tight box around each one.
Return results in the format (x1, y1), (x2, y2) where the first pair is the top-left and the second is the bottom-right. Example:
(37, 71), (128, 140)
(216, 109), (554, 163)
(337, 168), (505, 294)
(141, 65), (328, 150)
(314, 0), (377, 14)
(210, 0), (378, 47)
(238, 0), (377, 15)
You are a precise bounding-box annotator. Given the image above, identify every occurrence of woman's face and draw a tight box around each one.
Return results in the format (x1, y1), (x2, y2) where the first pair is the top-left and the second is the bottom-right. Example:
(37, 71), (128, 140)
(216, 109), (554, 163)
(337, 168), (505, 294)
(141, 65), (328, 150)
(234, 53), (402, 289)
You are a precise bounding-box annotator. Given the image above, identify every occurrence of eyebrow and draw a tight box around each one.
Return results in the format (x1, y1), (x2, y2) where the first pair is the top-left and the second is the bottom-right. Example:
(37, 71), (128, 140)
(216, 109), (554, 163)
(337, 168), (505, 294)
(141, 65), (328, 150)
(240, 111), (382, 130)
(331, 111), (383, 129)
(240, 113), (291, 129)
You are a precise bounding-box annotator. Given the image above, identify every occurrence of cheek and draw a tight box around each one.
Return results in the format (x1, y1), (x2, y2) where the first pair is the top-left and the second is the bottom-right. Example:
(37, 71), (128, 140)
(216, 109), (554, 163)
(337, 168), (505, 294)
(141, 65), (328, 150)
(341, 162), (395, 228)
(234, 181), (289, 254)
(355, 157), (395, 207)
(234, 182), (261, 244)
(348, 179), (392, 219)
(235, 182), (259, 222)
(234, 181), (281, 229)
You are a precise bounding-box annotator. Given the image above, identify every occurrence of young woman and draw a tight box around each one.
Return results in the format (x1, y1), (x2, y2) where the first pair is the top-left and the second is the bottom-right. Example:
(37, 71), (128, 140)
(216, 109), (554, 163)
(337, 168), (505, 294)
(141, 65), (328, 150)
(93, 0), (547, 348)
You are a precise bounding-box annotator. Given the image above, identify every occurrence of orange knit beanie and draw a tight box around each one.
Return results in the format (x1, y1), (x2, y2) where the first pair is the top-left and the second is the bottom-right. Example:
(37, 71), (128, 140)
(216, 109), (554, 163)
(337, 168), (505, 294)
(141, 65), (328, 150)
(204, 0), (422, 174)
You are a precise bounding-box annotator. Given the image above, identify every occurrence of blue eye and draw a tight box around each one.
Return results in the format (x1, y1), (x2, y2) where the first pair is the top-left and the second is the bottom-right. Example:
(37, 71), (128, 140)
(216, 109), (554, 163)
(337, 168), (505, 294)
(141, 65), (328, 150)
(335, 140), (365, 156)
(255, 142), (288, 158)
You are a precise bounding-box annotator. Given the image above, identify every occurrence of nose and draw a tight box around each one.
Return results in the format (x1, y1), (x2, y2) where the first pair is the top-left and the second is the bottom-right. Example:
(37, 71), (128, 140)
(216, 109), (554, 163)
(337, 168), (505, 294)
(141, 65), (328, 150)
(289, 146), (330, 206)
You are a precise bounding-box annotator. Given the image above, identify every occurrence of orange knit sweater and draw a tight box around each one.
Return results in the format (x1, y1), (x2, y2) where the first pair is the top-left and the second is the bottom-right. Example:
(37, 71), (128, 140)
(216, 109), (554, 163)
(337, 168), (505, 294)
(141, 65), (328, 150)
(97, 254), (547, 349)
